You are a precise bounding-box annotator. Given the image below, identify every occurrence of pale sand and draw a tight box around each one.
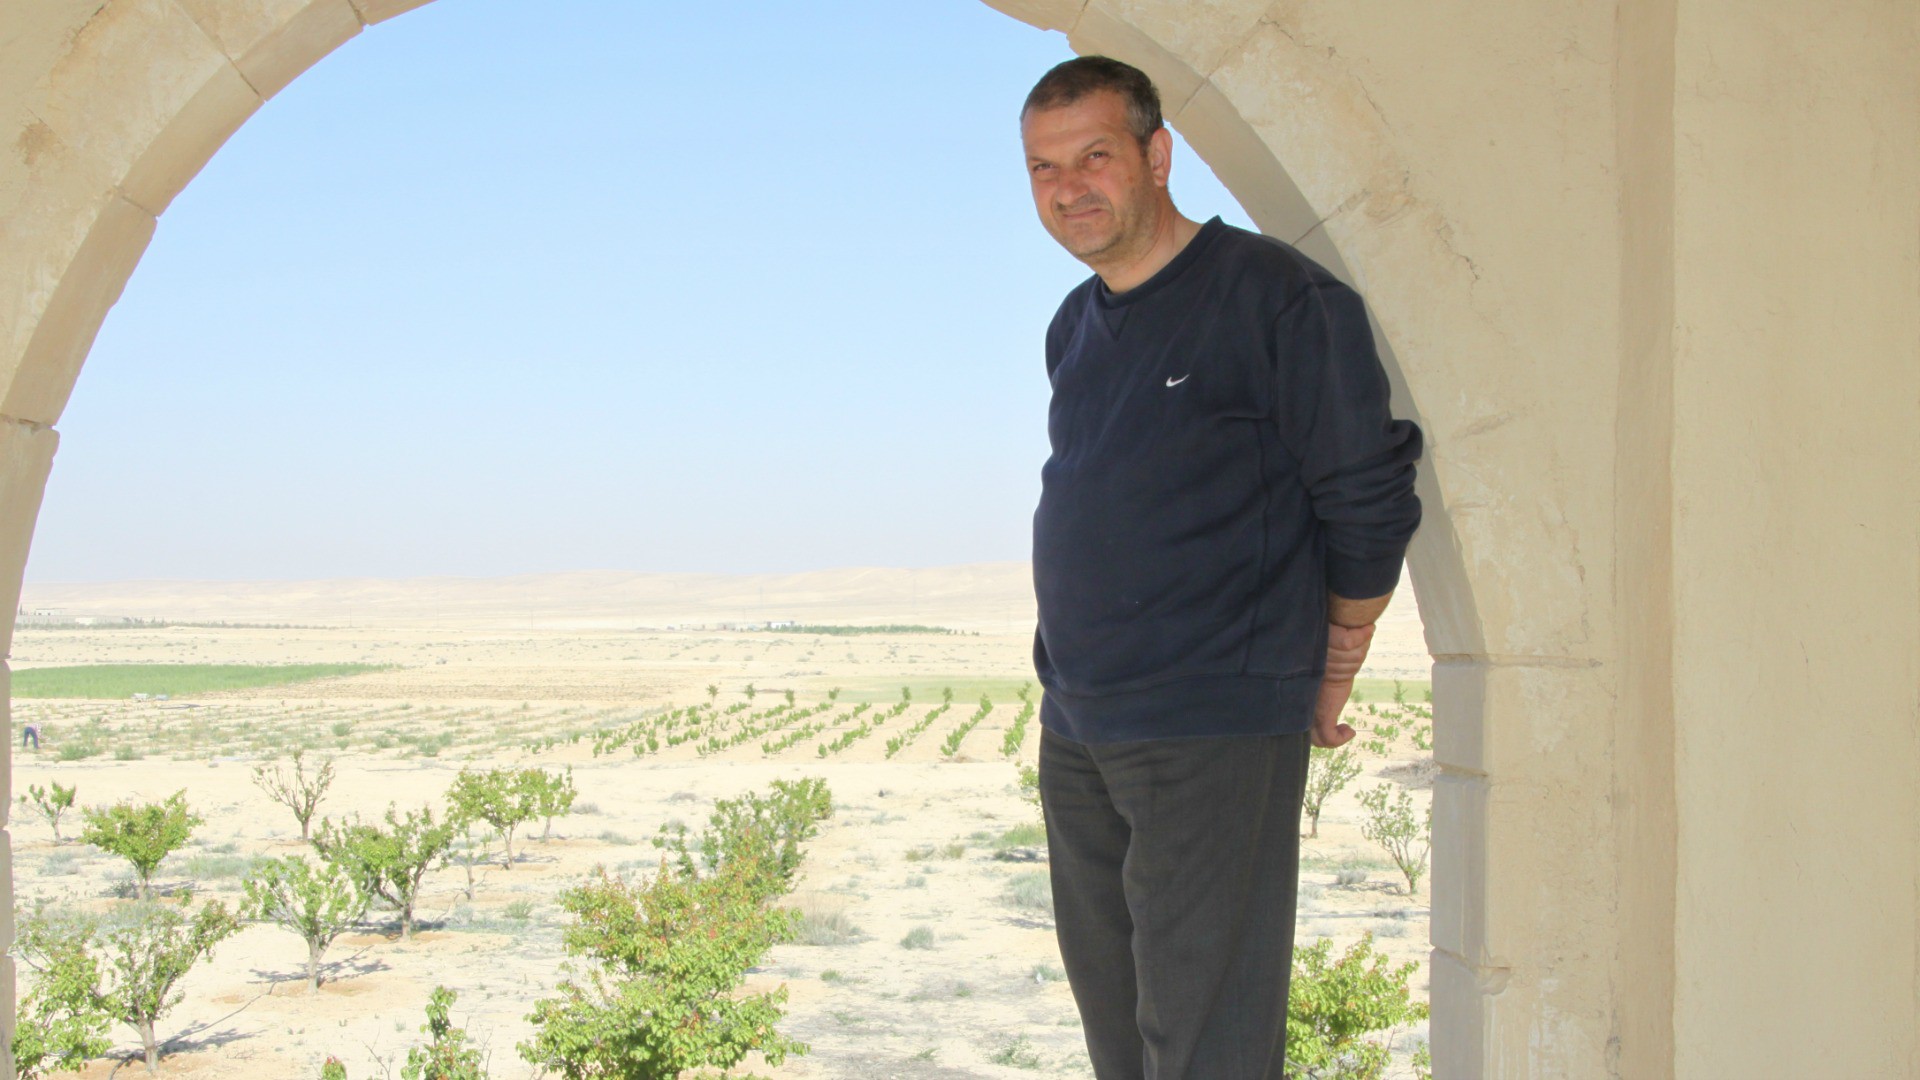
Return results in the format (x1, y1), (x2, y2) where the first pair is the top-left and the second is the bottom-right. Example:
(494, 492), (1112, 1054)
(9, 566), (1433, 1079)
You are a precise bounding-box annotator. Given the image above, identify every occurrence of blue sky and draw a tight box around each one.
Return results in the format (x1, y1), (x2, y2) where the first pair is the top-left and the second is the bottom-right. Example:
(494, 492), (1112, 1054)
(26, 0), (1252, 582)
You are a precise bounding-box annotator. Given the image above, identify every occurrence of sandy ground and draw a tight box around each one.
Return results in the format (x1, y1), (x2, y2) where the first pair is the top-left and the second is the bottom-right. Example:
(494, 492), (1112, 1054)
(8, 567), (1434, 1079)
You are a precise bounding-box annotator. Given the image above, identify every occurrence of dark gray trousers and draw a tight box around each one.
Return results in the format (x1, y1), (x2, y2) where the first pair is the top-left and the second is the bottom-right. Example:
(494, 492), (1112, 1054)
(1040, 725), (1312, 1080)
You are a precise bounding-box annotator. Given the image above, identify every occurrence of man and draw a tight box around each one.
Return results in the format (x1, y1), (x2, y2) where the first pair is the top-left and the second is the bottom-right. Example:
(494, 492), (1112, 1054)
(1021, 56), (1423, 1079)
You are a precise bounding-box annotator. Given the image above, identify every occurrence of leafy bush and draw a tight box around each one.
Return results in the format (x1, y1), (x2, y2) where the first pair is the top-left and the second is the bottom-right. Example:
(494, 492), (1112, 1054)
(19, 781), (78, 842)
(519, 864), (805, 1079)
(80, 790), (200, 900)
(314, 804), (456, 938)
(447, 767), (543, 870)
(1358, 784), (1432, 895)
(1285, 933), (1427, 1079)
(1303, 747), (1362, 839)
(900, 925), (936, 950)
(102, 900), (242, 1074)
(402, 986), (489, 1080)
(243, 855), (370, 993)
(10, 904), (112, 1079)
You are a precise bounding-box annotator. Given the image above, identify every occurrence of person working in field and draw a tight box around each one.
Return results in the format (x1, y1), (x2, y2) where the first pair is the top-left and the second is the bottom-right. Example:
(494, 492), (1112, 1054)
(1019, 56), (1424, 1079)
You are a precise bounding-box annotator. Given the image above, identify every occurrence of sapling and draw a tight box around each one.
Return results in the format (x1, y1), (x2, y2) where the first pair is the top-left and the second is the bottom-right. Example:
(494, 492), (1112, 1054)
(1358, 783), (1432, 895)
(528, 767), (577, 841)
(80, 790), (200, 900)
(402, 986), (488, 1080)
(243, 854), (370, 993)
(447, 767), (541, 869)
(1302, 745), (1362, 839)
(314, 804), (455, 938)
(1286, 932), (1428, 1078)
(19, 780), (78, 842)
(100, 899), (243, 1074)
(251, 748), (335, 841)
(10, 904), (112, 1079)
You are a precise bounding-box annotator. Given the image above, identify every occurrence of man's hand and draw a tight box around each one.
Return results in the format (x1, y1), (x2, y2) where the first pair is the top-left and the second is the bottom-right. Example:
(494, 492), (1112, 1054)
(1312, 621), (1375, 748)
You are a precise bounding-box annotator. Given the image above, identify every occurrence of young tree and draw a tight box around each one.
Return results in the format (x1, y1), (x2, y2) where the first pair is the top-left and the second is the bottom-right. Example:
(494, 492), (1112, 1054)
(446, 819), (493, 901)
(705, 683), (720, 706)
(519, 864), (804, 1080)
(19, 780), (78, 842)
(401, 986), (489, 1080)
(783, 688), (796, 708)
(313, 804), (455, 938)
(827, 686), (843, 703)
(446, 767), (541, 870)
(1358, 784), (1433, 895)
(11, 904), (112, 1079)
(99, 900), (243, 1074)
(243, 854), (371, 993)
(80, 790), (200, 900)
(1286, 932), (1428, 1079)
(742, 682), (757, 702)
(1302, 745), (1363, 839)
(526, 767), (577, 841)
(251, 748), (336, 841)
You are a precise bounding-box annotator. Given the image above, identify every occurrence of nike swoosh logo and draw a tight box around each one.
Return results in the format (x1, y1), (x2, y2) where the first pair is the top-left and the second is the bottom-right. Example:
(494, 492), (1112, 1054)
(1165, 374), (1190, 387)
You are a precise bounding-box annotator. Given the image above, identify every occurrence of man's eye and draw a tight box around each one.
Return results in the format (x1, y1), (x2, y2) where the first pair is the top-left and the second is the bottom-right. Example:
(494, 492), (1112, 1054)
(1087, 152), (1107, 162)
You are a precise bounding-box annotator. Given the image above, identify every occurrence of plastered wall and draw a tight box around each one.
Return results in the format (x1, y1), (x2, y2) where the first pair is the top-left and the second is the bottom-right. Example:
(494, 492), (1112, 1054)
(0, 1), (1914, 1076)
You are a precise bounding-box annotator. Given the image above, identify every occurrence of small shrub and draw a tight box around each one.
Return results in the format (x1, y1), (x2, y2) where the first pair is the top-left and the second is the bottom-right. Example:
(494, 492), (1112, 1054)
(900, 925), (936, 950)
(1287, 933), (1427, 1080)
(19, 781), (77, 841)
(1335, 868), (1369, 887)
(1004, 871), (1053, 913)
(989, 1036), (1043, 1069)
(792, 897), (862, 946)
(1358, 785), (1432, 896)
(502, 899), (535, 921)
(401, 986), (488, 1080)
(80, 790), (200, 900)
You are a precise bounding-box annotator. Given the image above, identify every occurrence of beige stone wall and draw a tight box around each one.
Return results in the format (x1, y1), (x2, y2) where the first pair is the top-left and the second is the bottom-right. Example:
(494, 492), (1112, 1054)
(0, 0), (1914, 1076)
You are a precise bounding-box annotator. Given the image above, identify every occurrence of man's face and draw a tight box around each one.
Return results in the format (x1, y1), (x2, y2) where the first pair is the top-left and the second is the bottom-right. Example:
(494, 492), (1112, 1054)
(1022, 90), (1170, 264)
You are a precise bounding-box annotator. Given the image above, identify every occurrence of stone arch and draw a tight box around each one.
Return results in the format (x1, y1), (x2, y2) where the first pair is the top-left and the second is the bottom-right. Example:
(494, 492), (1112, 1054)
(0, 2), (1629, 1076)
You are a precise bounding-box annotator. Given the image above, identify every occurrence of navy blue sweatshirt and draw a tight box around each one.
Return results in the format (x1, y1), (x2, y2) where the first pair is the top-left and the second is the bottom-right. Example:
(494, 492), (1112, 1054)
(1032, 217), (1423, 743)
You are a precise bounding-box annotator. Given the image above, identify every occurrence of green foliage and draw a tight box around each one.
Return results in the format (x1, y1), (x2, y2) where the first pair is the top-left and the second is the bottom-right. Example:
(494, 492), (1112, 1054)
(1411, 724), (1432, 752)
(447, 767), (543, 870)
(9, 663), (388, 698)
(80, 790), (200, 900)
(989, 1036), (1043, 1069)
(1303, 746), (1362, 839)
(19, 781), (78, 842)
(314, 804), (456, 938)
(251, 748), (336, 840)
(401, 986), (489, 1080)
(1017, 763), (1041, 814)
(899, 925), (936, 950)
(1391, 680), (1407, 705)
(529, 767), (579, 840)
(1285, 934), (1427, 1080)
(322, 1057), (349, 1080)
(100, 899), (243, 1074)
(243, 854), (370, 993)
(653, 778), (832, 897)
(521, 779), (832, 1078)
(11, 905), (112, 1079)
(1358, 784), (1432, 895)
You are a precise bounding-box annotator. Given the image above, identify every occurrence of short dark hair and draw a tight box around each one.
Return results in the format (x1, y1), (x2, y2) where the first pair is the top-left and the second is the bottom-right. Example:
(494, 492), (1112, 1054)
(1021, 55), (1163, 147)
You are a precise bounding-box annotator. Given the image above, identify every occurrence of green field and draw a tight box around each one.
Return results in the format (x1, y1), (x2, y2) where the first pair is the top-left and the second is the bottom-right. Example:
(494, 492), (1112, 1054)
(9, 663), (391, 699)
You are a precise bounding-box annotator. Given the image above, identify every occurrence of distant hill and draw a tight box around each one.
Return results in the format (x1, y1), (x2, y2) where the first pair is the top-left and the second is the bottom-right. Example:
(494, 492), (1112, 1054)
(18, 561), (1430, 676)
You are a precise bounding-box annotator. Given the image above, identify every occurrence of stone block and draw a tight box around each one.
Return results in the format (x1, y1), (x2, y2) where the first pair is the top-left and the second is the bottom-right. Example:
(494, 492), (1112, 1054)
(1428, 948), (1490, 1078)
(0, 954), (13, 1080)
(232, 0), (362, 100)
(1067, 4), (1204, 117)
(118, 61), (261, 215)
(1429, 770), (1485, 961)
(1167, 80), (1323, 245)
(0, 664), (9, 824)
(0, 421), (60, 662)
(2, 196), (155, 424)
(36, 0), (235, 180)
(1088, 0), (1266, 83)
(174, 0), (329, 60)
(977, 0), (1085, 33)
(1433, 658), (1612, 785)
(348, 0), (433, 25)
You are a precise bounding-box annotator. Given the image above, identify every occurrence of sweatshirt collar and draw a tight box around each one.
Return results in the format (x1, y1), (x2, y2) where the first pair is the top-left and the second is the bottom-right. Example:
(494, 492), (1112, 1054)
(1093, 216), (1227, 310)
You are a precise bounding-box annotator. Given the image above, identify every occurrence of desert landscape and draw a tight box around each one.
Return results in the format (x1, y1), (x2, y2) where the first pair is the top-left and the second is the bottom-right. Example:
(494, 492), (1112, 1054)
(9, 563), (1434, 1079)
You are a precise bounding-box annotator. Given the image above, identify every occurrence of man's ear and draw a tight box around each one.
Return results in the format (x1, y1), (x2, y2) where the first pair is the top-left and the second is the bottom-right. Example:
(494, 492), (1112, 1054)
(1148, 126), (1174, 188)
